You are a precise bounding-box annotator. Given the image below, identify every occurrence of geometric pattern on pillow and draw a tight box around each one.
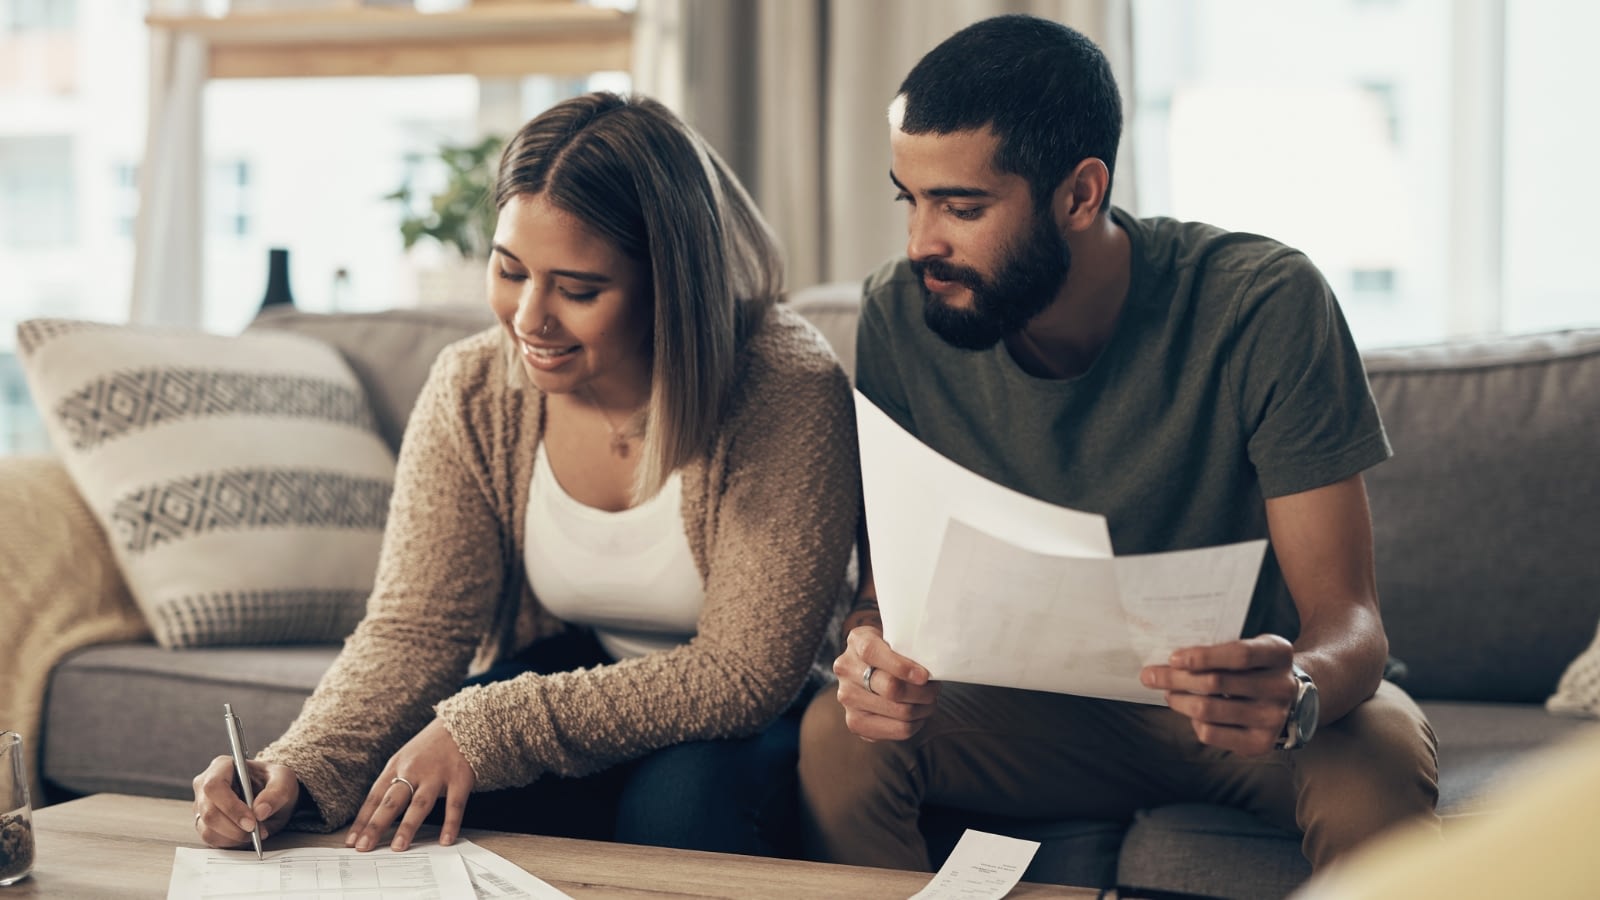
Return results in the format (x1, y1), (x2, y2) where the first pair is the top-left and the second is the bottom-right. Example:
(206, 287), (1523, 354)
(54, 369), (375, 451)
(112, 469), (390, 553)
(152, 588), (371, 650)
(16, 318), (396, 649)
(1548, 620), (1600, 719)
(14, 317), (109, 355)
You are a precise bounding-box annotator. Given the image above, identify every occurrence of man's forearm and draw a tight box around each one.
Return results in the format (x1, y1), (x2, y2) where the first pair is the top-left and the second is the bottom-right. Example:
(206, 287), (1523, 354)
(1295, 603), (1389, 725)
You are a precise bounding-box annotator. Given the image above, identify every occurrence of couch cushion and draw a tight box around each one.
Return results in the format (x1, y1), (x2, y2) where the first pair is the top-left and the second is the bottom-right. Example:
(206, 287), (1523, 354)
(1362, 329), (1600, 702)
(1110, 700), (1587, 898)
(247, 306), (495, 455)
(1421, 700), (1593, 815)
(1118, 804), (1308, 900)
(40, 642), (340, 799)
(16, 319), (395, 649)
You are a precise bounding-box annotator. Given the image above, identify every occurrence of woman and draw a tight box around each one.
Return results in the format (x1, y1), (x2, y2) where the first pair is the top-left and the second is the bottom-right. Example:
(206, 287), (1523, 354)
(190, 92), (859, 857)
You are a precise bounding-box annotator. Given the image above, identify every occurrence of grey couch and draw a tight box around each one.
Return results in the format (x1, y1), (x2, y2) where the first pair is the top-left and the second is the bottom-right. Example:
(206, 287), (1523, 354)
(24, 290), (1600, 899)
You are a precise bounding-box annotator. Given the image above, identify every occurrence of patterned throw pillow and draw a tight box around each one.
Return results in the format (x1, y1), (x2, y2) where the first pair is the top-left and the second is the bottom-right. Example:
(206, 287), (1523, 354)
(16, 319), (394, 648)
(1548, 623), (1600, 718)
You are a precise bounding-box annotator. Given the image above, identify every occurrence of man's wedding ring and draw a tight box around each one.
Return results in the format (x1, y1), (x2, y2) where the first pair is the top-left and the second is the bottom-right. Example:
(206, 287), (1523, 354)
(862, 665), (878, 695)
(391, 775), (416, 796)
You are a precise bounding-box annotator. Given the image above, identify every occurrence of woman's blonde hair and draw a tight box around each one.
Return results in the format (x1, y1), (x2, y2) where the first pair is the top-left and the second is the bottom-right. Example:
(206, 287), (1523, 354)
(495, 92), (784, 499)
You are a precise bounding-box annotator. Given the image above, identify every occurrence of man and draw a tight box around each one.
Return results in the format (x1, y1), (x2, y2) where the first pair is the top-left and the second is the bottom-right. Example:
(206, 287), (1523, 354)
(797, 14), (1439, 875)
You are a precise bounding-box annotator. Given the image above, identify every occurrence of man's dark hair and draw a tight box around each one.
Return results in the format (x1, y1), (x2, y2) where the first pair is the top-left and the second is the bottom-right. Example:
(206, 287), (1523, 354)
(897, 14), (1123, 210)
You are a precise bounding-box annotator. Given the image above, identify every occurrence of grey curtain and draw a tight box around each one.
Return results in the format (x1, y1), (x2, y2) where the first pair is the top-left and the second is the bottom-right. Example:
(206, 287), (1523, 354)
(633, 0), (1135, 291)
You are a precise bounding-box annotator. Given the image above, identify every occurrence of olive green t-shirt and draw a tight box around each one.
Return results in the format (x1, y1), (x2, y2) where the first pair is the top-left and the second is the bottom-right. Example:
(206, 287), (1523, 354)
(856, 208), (1391, 640)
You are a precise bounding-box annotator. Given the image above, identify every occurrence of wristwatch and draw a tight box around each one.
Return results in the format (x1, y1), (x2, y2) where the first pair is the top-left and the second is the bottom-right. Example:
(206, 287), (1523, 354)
(1277, 663), (1320, 750)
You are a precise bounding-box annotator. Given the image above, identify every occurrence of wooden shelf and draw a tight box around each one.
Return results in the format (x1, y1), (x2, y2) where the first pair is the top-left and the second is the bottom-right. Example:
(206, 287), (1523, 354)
(145, 4), (632, 79)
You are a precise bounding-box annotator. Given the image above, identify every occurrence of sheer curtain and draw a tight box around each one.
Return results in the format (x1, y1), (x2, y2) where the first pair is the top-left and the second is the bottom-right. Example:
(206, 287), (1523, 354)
(129, 0), (207, 326)
(633, 0), (1135, 290)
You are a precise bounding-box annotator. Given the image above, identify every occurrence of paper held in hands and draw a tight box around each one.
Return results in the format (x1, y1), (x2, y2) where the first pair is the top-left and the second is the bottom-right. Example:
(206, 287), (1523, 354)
(855, 391), (1267, 704)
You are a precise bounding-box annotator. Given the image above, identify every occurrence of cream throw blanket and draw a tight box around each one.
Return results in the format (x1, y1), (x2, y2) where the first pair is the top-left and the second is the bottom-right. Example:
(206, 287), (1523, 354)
(0, 457), (150, 803)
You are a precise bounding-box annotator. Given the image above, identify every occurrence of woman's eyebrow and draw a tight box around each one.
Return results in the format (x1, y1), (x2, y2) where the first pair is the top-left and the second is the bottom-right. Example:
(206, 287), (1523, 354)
(493, 245), (611, 282)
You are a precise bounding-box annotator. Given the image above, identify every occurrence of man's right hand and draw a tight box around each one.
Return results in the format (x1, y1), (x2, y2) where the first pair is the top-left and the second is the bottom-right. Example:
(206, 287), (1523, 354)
(834, 625), (942, 741)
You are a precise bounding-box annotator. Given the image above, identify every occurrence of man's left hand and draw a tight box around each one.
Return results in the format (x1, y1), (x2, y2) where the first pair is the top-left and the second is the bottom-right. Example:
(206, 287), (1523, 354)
(1140, 634), (1298, 757)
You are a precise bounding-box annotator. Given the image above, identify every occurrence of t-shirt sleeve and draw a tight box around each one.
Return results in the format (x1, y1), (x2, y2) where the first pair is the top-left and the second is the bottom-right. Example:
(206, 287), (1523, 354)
(1230, 251), (1392, 497)
(855, 274), (916, 431)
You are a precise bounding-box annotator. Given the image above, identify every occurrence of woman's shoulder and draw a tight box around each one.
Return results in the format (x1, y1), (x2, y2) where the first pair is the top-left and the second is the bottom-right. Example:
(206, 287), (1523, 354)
(720, 304), (853, 444)
(741, 304), (850, 385)
(407, 326), (530, 445)
(422, 326), (519, 398)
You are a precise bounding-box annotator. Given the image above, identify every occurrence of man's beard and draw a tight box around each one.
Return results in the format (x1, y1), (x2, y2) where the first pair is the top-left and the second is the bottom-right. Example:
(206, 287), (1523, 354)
(913, 212), (1071, 351)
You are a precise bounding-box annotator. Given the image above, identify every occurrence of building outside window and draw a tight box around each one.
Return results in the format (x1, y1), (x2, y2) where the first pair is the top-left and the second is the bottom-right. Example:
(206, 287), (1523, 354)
(1131, 0), (1600, 347)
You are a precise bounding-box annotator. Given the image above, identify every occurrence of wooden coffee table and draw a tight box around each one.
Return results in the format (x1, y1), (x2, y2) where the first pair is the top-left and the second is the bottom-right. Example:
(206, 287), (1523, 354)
(9, 794), (1097, 898)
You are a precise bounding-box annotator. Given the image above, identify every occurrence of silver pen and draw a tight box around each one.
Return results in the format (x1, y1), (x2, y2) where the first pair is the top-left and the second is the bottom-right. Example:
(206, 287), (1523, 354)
(223, 703), (265, 859)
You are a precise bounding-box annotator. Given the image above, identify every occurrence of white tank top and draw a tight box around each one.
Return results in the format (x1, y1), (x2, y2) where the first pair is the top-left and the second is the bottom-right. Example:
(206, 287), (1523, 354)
(524, 442), (704, 660)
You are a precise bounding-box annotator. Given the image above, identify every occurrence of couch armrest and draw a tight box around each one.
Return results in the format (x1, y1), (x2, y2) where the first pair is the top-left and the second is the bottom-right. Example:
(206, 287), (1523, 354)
(0, 456), (151, 801)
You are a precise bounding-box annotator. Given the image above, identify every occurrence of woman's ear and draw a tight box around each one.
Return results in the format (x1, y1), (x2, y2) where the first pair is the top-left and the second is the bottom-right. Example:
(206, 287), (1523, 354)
(1053, 157), (1111, 233)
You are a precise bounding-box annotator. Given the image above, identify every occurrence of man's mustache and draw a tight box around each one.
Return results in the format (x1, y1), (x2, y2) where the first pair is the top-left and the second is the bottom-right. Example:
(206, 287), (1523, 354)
(911, 258), (984, 291)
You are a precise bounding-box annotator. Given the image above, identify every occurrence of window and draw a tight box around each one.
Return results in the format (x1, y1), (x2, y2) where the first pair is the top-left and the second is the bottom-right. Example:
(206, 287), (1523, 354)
(0, 136), (76, 248)
(207, 158), (253, 240)
(1502, 3), (1600, 335)
(2, 0), (75, 33)
(0, 5), (632, 454)
(196, 72), (627, 335)
(1131, 0), (1600, 347)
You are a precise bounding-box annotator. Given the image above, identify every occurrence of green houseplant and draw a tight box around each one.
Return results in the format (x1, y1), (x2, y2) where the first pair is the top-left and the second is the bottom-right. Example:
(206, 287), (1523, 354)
(387, 134), (503, 260)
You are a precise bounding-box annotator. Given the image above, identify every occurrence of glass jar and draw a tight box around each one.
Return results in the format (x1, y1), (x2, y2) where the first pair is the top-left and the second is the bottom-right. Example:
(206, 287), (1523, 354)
(0, 731), (33, 886)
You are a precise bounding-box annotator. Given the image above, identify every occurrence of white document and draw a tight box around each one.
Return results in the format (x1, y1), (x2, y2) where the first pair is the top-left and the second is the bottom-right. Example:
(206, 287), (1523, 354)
(855, 391), (1112, 650)
(909, 829), (1040, 900)
(169, 844), (475, 899)
(456, 840), (574, 899)
(857, 392), (1267, 703)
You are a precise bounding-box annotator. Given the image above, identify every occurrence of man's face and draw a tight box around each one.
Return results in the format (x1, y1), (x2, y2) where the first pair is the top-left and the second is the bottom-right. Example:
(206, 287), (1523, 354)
(890, 125), (1070, 350)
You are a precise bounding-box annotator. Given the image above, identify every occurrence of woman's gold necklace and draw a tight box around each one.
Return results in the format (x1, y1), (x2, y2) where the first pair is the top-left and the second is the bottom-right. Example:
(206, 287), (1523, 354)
(585, 386), (636, 458)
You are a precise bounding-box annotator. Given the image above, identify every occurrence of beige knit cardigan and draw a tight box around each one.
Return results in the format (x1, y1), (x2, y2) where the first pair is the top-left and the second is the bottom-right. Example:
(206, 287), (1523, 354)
(258, 306), (861, 831)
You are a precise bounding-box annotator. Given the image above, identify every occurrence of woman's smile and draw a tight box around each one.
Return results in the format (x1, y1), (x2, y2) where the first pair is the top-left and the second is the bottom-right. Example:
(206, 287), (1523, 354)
(517, 339), (582, 371)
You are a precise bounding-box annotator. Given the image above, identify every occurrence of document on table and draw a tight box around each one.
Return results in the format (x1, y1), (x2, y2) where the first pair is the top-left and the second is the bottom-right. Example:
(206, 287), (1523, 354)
(169, 840), (573, 900)
(856, 391), (1267, 704)
(458, 841), (574, 899)
(909, 829), (1040, 900)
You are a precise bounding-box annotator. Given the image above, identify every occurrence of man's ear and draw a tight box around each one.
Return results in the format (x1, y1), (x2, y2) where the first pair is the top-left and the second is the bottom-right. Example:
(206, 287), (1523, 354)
(1052, 157), (1111, 233)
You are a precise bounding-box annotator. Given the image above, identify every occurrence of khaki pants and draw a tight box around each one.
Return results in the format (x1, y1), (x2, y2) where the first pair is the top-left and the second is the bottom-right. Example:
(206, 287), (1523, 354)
(798, 680), (1438, 872)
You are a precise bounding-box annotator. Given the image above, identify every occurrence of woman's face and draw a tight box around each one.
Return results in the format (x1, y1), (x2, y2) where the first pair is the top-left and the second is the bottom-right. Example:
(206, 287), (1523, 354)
(488, 193), (652, 403)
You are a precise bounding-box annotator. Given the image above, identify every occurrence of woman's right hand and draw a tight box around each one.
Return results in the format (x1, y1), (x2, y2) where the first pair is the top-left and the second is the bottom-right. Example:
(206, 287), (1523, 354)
(192, 755), (300, 849)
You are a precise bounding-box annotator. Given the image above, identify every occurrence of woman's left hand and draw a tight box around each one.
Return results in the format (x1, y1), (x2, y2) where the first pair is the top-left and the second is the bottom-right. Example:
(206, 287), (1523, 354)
(345, 719), (477, 852)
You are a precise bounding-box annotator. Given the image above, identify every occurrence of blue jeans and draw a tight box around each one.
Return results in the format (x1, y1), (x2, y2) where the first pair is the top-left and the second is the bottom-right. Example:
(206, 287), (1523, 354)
(456, 628), (804, 857)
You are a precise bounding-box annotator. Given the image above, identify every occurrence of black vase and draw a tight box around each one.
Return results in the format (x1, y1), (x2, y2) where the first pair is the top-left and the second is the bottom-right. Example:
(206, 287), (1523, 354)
(261, 248), (295, 310)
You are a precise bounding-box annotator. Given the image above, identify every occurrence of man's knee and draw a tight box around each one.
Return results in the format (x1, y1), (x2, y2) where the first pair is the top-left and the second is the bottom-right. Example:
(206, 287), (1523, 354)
(1298, 682), (1440, 866)
(798, 687), (913, 805)
(798, 685), (931, 867)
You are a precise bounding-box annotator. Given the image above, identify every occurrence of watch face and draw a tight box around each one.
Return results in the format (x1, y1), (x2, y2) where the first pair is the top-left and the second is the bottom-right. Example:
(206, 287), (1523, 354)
(1297, 683), (1320, 742)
